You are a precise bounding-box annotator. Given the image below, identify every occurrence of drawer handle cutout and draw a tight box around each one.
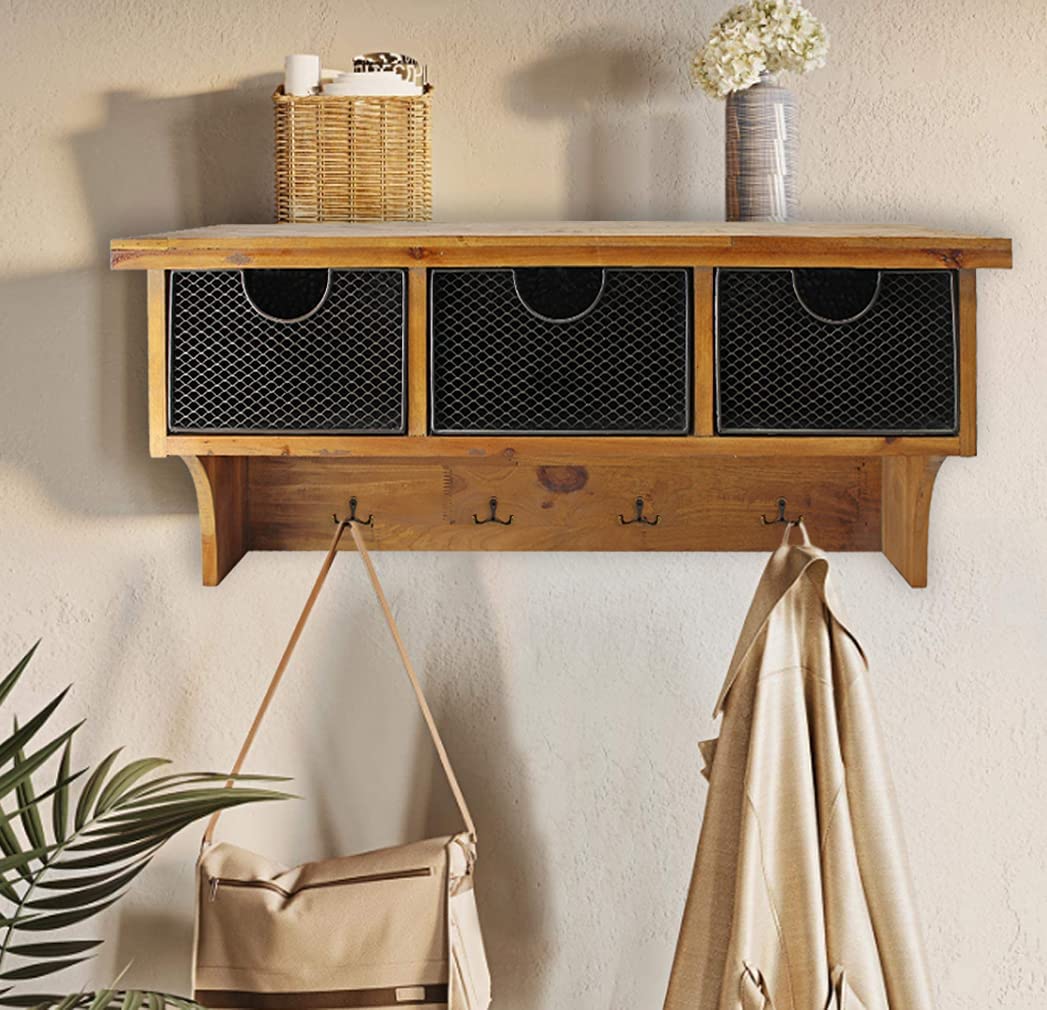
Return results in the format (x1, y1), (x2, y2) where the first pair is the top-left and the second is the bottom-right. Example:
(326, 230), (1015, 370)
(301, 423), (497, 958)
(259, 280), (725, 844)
(512, 267), (606, 323)
(241, 268), (332, 322)
(791, 268), (882, 325)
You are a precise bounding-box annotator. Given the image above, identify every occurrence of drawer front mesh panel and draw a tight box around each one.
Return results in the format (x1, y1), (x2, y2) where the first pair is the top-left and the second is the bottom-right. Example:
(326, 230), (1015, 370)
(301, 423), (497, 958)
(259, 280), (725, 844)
(168, 269), (407, 434)
(429, 267), (692, 435)
(716, 269), (958, 435)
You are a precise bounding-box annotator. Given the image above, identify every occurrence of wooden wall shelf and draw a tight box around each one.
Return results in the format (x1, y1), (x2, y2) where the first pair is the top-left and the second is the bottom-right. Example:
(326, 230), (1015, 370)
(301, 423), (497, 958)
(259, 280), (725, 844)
(111, 222), (1012, 588)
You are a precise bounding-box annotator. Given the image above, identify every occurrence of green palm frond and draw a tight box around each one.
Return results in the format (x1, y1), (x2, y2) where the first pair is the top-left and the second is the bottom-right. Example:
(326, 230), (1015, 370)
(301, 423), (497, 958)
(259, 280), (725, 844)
(10, 990), (201, 1010)
(0, 643), (290, 1004)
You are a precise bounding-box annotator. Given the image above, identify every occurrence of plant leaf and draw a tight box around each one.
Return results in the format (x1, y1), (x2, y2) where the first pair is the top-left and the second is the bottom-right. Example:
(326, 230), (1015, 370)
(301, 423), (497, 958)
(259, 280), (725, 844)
(0, 726), (82, 805)
(53, 995), (85, 1010)
(51, 995), (87, 1010)
(86, 991), (114, 1010)
(52, 740), (73, 843)
(117, 772), (288, 804)
(26, 861), (147, 911)
(0, 993), (64, 1008)
(111, 784), (291, 815)
(0, 690), (71, 770)
(5, 941), (102, 959)
(0, 912), (38, 928)
(0, 805), (25, 862)
(0, 848), (50, 874)
(12, 896), (120, 932)
(13, 994), (211, 1010)
(73, 750), (122, 832)
(0, 643), (289, 997)
(6, 768), (86, 826)
(0, 643), (40, 708)
(87, 789), (289, 834)
(0, 875), (22, 903)
(51, 837), (165, 871)
(0, 804), (29, 893)
(69, 816), (197, 851)
(14, 722), (47, 851)
(34, 858), (151, 892)
(0, 958), (91, 981)
(94, 760), (170, 817)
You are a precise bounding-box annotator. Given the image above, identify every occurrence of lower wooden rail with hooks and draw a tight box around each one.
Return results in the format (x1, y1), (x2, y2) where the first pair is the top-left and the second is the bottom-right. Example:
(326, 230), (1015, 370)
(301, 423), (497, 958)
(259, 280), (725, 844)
(179, 453), (941, 588)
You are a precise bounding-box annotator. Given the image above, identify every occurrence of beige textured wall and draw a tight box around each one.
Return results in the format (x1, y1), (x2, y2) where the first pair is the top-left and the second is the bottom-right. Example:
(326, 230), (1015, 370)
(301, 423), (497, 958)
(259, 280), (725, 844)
(1, 1), (1045, 1008)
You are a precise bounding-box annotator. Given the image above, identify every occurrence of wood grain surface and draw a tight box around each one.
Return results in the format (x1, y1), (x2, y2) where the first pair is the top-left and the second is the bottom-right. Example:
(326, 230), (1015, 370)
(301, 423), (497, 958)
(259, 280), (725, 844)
(111, 221), (1013, 270)
(242, 455), (881, 554)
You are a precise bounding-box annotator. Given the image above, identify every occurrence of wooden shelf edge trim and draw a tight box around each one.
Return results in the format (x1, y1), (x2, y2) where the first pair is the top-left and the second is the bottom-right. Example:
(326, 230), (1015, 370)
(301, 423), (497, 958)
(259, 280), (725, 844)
(162, 435), (963, 460)
(110, 223), (1013, 272)
(111, 242), (1013, 271)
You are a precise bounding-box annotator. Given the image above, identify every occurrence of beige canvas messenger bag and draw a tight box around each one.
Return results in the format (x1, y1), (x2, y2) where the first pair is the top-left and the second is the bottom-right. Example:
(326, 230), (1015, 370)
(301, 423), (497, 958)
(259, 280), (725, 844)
(194, 520), (492, 1010)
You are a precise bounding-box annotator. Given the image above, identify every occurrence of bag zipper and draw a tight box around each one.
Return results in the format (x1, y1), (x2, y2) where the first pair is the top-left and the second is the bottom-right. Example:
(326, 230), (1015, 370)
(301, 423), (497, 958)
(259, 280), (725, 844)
(208, 866), (432, 901)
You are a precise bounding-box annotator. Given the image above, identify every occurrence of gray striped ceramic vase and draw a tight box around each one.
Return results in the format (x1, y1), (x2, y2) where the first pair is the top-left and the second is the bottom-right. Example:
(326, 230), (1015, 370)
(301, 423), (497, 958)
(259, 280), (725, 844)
(725, 71), (797, 222)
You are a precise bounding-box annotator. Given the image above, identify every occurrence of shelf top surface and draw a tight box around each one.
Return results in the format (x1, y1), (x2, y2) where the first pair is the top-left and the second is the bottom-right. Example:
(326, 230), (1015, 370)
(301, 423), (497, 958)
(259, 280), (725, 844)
(110, 220), (1012, 270)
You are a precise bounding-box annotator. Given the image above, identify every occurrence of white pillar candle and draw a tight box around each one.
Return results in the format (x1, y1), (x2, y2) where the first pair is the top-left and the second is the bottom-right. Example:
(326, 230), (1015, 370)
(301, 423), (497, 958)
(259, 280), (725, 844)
(284, 53), (321, 96)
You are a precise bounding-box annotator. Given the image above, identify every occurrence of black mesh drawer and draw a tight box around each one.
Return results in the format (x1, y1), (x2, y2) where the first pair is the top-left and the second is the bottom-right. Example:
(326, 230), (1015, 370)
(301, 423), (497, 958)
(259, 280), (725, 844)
(429, 267), (692, 435)
(716, 268), (958, 435)
(168, 268), (407, 434)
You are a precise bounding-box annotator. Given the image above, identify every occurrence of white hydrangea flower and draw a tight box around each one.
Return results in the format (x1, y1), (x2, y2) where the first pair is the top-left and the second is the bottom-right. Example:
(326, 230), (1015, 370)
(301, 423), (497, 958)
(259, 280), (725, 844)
(692, 0), (829, 98)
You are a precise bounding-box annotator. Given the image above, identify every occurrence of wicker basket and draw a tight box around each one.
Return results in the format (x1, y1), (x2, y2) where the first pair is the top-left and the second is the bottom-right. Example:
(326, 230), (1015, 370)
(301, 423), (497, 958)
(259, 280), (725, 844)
(273, 85), (432, 223)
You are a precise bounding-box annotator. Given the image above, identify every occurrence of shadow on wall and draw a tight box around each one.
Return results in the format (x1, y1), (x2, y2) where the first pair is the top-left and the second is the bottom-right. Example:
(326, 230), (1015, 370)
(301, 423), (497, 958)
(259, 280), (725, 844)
(417, 575), (551, 1010)
(303, 555), (552, 1008)
(504, 30), (716, 220)
(0, 78), (278, 516)
(109, 865), (196, 997)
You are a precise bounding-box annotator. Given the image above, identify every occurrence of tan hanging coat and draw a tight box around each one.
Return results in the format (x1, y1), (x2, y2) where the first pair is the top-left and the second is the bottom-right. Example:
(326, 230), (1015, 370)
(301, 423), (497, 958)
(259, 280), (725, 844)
(664, 525), (936, 1010)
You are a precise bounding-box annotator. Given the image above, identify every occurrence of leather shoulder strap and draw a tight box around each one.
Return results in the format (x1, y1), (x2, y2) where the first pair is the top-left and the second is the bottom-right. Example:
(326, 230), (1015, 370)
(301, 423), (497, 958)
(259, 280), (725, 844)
(202, 520), (476, 846)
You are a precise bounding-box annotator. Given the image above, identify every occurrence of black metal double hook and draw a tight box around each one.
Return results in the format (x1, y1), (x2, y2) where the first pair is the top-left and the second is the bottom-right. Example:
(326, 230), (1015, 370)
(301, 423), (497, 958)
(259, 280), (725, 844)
(473, 496), (514, 525)
(619, 496), (660, 526)
(332, 496), (374, 527)
(761, 497), (803, 526)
